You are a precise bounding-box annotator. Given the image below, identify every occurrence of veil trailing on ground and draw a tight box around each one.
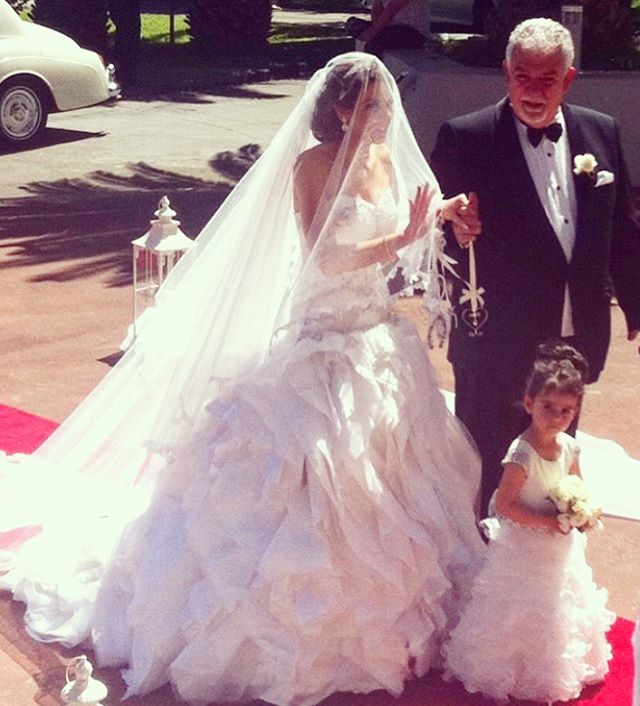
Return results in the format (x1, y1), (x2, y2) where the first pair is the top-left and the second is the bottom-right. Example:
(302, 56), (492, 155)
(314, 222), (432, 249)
(0, 53), (451, 639)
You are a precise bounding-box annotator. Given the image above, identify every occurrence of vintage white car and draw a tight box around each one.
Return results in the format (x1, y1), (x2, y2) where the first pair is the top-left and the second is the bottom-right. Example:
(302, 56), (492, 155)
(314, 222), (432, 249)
(0, 0), (119, 144)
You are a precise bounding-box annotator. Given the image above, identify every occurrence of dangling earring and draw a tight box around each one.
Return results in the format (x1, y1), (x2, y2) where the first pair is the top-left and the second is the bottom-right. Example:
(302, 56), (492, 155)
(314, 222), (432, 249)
(341, 117), (349, 133)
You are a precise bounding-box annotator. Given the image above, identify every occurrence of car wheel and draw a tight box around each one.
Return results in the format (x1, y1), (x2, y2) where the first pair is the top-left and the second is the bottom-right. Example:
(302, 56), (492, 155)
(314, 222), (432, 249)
(0, 81), (48, 144)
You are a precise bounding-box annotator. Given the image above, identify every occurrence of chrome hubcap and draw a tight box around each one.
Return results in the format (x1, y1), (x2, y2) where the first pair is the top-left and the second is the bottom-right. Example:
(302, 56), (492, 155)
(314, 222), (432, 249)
(1, 87), (41, 140)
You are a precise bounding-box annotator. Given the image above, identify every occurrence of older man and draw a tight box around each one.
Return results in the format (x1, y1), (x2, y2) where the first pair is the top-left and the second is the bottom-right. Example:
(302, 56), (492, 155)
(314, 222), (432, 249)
(431, 18), (640, 515)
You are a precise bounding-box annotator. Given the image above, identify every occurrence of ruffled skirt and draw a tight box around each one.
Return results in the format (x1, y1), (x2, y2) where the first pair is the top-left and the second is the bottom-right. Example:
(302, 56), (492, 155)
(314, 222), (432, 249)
(2, 318), (485, 706)
(443, 520), (615, 704)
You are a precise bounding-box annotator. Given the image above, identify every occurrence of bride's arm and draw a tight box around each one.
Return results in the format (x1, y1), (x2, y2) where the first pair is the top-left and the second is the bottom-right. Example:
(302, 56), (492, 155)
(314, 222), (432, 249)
(322, 184), (433, 275)
(294, 148), (434, 276)
(293, 149), (333, 245)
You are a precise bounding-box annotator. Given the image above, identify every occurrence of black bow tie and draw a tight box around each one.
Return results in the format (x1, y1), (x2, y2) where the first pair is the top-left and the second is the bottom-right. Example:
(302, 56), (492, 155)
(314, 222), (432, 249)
(527, 122), (563, 147)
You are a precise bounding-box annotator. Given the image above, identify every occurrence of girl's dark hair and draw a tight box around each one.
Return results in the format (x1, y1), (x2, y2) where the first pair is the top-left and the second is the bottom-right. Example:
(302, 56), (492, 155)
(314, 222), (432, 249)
(311, 60), (379, 143)
(525, 340), (588, 400)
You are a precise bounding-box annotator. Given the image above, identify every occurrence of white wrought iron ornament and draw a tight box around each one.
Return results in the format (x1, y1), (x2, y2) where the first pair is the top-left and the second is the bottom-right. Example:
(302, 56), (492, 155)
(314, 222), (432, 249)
(458, 242), (487, 337)
(422, 227), (459, 349)
(60, 655), (108, 706)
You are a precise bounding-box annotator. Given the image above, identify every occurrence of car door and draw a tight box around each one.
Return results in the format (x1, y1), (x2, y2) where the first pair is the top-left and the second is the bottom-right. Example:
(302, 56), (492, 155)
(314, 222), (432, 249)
(430, 0), (474, 27)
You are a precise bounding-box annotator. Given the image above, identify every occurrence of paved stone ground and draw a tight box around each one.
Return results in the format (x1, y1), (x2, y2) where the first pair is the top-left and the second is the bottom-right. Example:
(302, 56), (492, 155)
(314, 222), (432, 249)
(0, 14), (638, 703)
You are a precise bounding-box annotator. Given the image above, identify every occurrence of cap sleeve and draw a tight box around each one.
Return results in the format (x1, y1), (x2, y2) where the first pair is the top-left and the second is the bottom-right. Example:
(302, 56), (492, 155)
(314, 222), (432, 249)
(502, 438), (533, 476)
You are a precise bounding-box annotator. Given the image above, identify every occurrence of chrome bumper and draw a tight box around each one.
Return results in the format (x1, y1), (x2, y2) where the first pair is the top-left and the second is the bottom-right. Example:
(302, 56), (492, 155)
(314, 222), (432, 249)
(107, 63), (121, 98)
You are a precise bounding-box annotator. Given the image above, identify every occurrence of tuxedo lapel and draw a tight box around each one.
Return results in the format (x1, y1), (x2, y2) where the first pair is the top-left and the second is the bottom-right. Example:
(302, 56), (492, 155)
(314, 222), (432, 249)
(494, 99), (539, 212)
(493, 100), (566, 262)
(562, 103), (592, 251)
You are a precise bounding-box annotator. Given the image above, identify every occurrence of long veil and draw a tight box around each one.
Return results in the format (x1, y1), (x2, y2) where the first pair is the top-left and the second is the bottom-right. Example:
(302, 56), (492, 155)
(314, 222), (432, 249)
(0, 53), (451, 645)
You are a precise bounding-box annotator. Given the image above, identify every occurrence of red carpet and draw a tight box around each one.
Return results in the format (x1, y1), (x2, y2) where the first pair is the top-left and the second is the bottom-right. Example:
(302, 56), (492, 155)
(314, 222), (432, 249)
(0, 403), (636, 706)
(0, 404), (58, 454)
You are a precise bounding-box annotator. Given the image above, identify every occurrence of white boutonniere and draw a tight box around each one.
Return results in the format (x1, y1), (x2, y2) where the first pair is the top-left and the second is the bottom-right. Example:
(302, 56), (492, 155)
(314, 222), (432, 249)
(573, 153), (615, 188)
(573, 153), (598, 177)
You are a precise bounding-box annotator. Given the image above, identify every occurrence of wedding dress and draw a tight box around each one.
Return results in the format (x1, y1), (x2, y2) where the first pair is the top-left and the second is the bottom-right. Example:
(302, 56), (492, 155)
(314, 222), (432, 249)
(89, 188), (484, 705)
(0, 53), (485, 706)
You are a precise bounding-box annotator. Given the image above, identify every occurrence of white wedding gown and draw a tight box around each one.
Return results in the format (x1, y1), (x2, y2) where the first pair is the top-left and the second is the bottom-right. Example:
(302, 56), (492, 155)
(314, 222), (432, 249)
(0, 190), (485, 706)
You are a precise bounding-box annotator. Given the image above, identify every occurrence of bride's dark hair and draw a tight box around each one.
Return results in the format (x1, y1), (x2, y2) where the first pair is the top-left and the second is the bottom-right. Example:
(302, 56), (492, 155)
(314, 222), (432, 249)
(310, 58), (380, 142)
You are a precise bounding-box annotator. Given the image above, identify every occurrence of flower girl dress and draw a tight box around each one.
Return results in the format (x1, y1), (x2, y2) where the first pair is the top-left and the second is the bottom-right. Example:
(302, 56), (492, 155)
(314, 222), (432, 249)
(443, 432), (614, 704)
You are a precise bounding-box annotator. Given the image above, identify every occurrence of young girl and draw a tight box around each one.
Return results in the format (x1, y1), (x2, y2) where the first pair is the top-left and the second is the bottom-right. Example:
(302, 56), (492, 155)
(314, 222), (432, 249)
(443, 342), (615, 704)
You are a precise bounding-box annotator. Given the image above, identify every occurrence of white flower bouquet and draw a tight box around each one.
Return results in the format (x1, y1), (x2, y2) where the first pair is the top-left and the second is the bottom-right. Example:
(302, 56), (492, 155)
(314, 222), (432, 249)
(548, 475), (603, 533)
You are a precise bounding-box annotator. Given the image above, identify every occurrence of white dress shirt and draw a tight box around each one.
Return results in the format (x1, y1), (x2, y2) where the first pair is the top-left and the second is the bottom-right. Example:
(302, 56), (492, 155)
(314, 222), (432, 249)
(515, 109), (577, 337)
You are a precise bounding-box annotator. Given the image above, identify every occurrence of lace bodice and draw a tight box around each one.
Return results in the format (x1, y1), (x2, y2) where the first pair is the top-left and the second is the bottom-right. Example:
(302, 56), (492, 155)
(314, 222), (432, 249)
(293, 190), (400, 333)
(502, 434), (580, 515)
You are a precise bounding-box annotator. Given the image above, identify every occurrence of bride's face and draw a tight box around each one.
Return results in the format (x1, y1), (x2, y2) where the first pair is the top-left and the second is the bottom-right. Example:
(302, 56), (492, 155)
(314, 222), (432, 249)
(338, 82), (393, 144)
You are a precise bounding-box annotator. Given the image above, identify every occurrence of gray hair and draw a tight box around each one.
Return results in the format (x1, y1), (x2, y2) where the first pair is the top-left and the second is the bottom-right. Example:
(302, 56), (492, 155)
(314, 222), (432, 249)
(506, 18), (575, 71)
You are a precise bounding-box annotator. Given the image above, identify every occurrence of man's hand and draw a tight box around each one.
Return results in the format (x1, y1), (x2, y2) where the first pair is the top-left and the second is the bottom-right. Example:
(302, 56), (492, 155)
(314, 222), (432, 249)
(447, 191), (482, 248)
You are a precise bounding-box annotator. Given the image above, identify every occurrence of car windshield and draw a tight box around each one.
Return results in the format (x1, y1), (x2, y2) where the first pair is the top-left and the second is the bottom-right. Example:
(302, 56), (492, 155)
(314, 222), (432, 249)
(0, 1), (25, 36)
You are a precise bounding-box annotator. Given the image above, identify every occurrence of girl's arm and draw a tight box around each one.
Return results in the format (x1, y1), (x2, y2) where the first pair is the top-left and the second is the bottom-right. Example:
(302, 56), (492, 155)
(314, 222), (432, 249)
(496, 463), (564, 533)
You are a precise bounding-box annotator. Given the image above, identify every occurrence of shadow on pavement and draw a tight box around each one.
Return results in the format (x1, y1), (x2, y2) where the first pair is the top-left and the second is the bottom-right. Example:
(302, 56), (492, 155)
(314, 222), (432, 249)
(122, 84), (291, 104)
(0, 152), (267, 287)
(0, 129), (108, 156)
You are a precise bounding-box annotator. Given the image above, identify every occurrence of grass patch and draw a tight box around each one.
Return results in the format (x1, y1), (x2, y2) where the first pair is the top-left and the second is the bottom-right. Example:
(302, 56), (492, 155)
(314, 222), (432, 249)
(269, 20), (346, 43)
(275, 0), (363, 11)
(141, 13), (190, 45)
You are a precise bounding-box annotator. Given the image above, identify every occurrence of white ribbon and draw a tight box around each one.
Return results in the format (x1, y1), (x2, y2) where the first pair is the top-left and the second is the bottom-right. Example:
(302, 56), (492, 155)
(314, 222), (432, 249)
(458, 242), (485, 312)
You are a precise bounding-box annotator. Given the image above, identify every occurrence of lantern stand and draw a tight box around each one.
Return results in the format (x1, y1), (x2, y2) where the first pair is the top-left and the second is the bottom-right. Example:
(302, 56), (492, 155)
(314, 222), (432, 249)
(126, 195), (194, 349)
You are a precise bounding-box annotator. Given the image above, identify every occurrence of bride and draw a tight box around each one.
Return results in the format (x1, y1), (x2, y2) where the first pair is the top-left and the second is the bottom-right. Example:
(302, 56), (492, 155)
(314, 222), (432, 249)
(0, 53), (485, 706)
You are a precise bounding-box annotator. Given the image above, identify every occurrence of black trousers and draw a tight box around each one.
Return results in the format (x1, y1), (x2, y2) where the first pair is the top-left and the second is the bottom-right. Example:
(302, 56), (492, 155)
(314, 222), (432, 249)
(453, 360), (530, 518)
(345, 17), (425, 59)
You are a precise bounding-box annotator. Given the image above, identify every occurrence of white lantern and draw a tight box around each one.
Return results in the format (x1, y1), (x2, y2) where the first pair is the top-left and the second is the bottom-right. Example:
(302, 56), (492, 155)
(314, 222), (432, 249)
(131, 195), (194, 340)
(60, 655), (108, 706)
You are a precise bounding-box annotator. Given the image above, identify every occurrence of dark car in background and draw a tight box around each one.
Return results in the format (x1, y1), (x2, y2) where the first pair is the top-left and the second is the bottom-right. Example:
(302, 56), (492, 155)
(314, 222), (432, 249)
(430, 0), (498, 33)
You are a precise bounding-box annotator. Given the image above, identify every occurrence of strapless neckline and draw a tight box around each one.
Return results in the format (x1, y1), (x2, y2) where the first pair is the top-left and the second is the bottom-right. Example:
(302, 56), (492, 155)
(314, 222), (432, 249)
(351, 186), (395, 208)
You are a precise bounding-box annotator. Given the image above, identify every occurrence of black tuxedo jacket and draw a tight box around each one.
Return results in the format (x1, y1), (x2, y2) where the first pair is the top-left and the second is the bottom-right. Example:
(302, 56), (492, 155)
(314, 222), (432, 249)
(431, 98), (640, 382)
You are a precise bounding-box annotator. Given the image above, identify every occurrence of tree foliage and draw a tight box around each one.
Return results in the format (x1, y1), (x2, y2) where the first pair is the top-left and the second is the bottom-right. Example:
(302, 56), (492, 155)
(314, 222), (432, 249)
(187, 0), (273, 52)
(30, 0), (109, 54)
(492, 0), (638, 64)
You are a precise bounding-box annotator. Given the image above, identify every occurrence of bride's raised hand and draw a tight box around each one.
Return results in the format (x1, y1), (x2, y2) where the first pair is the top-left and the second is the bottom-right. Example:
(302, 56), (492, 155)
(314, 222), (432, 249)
(402, 184), (435, 245)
